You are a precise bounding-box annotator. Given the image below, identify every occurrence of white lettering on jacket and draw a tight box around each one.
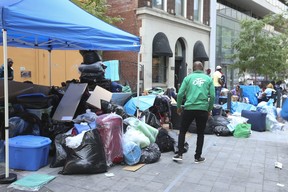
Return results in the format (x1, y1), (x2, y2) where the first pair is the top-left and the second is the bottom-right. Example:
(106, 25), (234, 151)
(193, 78), (205, 87)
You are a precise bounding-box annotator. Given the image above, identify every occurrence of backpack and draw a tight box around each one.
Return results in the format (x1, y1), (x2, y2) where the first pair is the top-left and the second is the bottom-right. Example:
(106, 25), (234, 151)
(220, 74), (225, 86)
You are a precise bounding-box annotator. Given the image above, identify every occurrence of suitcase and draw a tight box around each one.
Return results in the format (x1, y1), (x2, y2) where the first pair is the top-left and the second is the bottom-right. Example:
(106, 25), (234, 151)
(241, 110), (267, 132)
(96, 113), (123, 166)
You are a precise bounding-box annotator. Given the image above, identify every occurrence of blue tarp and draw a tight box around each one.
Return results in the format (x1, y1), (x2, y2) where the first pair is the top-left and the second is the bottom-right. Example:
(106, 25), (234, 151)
(124, 95), (156, 116)
(240, 85), (260, 106)
(104, 60), (120, 81)
(0, 0), (140, 51)
(222, 102), (257, 114)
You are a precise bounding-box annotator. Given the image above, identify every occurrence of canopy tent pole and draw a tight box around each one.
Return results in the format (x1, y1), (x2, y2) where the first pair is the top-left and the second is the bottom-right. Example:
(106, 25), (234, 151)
(0, 29), (17, 184)
(48, 50), (52, 86)
(136, 53), (140, 117)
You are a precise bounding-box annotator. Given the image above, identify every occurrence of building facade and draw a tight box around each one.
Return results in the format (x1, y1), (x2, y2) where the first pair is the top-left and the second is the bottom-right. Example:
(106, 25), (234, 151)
(215, 0), (287, 89)
(104, 0), (212, 92)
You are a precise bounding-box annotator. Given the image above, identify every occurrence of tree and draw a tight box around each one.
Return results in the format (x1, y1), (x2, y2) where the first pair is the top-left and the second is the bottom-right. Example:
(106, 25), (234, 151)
(231, 13), (288, 82)
(72, 0), (123, 24)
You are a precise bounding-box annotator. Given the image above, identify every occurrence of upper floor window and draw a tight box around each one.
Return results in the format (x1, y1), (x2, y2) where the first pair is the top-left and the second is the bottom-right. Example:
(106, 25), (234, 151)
(153, 0), (164, 10)
(175, 0), (184, 16)
(194, 0), (202, 22)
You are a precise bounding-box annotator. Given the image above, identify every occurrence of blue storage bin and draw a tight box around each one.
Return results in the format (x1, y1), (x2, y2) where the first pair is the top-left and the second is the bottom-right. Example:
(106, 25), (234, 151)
(7, 135), (51, 171)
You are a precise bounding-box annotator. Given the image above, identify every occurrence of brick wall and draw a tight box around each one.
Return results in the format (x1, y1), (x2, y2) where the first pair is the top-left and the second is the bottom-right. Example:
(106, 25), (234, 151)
(138, 0), (152, 8)
(104, 0), (140, 91)
(187, 0), (194, 20)
(167, 0), (175, 14)
(203, 0), (210, 26)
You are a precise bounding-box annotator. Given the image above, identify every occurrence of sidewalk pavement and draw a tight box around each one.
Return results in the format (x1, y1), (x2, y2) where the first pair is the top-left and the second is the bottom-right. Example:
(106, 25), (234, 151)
(1, 123), (288, 192)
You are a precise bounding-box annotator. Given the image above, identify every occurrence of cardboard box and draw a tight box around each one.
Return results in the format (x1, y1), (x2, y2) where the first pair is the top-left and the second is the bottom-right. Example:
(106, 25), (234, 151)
(87, 86), (133, 109)
(87, 86), (112, 109)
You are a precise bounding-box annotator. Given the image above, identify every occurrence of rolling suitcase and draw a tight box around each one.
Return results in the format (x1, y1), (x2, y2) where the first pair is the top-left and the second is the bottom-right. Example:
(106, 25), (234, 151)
(96, 113), (123, 166)
(241, 110), (267, 132)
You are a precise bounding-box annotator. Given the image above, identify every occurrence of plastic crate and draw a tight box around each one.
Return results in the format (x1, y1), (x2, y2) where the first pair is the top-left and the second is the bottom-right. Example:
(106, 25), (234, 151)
(8, 135), (51, 171)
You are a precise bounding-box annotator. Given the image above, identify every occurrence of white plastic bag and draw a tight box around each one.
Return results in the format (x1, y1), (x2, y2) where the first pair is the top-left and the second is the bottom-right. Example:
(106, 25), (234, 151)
(65, 131), (87, 149)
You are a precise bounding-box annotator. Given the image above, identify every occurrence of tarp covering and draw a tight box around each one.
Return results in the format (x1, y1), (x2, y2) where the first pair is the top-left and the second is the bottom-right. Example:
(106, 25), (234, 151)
(124, 95), (156, 116)
(0, 0), (140, 51)
(240, 85), (260, 106)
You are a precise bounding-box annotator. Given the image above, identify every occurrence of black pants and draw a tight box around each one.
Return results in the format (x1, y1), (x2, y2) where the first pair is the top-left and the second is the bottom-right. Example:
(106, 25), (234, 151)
(178, 110), (208, 159)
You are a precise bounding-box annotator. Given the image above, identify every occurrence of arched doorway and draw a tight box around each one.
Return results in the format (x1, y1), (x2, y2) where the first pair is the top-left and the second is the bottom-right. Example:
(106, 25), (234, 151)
(174, 38), (186, 92)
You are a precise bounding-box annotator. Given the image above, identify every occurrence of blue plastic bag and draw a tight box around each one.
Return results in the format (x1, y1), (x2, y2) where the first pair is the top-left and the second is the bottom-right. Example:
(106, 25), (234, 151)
(281, 99), (288, 121)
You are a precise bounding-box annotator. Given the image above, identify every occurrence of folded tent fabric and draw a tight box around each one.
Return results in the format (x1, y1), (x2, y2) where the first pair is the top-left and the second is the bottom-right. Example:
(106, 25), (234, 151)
(78, 62), (105, 73)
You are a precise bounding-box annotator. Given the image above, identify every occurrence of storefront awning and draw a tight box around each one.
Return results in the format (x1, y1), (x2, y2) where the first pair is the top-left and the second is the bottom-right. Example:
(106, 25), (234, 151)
(153, 32), (173, 57)
(193, 40), (209, 62)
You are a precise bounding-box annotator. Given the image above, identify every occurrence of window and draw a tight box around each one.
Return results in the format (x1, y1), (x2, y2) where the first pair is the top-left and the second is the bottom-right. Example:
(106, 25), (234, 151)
(175, 0), (184, 16)
(194, 0), (202, 22)
(153, 0), (164, 10)
(175, 41), (183, 57)
(152, 56), (167, 83)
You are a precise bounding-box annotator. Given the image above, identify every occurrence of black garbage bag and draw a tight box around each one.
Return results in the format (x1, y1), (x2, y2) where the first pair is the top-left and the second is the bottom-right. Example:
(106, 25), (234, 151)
(167, 130), (189, 154)
(101, 100), (130, 119)
(50, 134), (70, 168)
(59, 129), (107, 175)
(188, 116), (215, 134)
(155, 128), (174, 152)
(79, 50), (102, 64)
(140, 109), (161, 129)
(139, 143), (161, 164)
(212, 115), (230, 127)
(9, 112), (41, 137)
(214, 125), (233, 136)
(211, 115), (232, 136)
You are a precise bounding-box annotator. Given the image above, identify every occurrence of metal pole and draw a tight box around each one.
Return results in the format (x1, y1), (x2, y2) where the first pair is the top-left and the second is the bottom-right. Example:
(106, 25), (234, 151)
(227, 91), (231, 113)
(136, 52), (140, 117)
(276, 90), (281, 108)
(0, 29), (17, 184)
(3, 29), (9, 178)
(48, 50), (52, 86)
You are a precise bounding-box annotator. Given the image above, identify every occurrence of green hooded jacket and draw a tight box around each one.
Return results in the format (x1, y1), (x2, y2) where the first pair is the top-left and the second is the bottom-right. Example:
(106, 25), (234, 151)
(177, 70), (215, 112)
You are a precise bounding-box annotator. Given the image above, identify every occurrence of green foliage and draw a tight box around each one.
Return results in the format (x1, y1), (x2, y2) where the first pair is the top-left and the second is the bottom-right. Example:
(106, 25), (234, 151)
(231, 13), (288, 81)
(72, 0), (123, 24)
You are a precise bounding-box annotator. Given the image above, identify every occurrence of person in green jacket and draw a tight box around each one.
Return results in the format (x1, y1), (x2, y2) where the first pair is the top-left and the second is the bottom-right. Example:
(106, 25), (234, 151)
(173, 61), (215, 163)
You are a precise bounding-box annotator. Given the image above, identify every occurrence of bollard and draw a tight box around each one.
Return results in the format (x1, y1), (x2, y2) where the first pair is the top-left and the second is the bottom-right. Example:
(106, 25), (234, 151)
(276, 91), (281, 108)
(227, 92), (232, 113)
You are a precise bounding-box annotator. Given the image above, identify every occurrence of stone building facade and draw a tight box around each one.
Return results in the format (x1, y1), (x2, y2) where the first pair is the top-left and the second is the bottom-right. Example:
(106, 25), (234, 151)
(103, 0), (211, 92)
